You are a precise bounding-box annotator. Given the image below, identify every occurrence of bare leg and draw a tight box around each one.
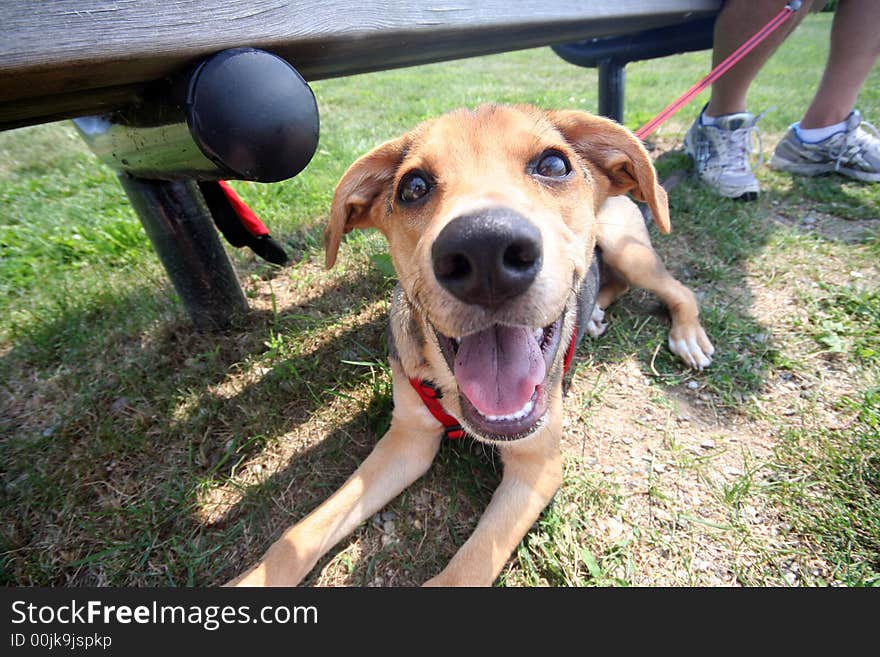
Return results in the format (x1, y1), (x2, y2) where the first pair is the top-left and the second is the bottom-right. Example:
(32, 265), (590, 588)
(800, 0), (880, 128)
(230, 362), (443, 586)
(706, 0), (815, 117)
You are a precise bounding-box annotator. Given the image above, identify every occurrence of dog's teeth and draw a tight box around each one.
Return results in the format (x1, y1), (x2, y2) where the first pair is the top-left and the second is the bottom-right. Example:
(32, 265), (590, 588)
(533, 328), (543, 341)
(483, 396), (535, 423)
(453, 337), (461, 345)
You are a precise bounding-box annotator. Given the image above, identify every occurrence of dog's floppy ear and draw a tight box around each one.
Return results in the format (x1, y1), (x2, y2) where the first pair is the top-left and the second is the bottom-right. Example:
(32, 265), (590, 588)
(548, 110), (671, 234)
(325, 135), (409, 268)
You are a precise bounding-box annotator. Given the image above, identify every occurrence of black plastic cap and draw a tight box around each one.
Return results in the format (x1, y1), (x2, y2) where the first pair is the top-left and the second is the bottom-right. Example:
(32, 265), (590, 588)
(186, 48), (319, 183)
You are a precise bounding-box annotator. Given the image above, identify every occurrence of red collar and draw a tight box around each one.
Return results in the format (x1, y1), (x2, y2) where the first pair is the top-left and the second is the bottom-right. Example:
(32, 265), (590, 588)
(408, 377), (466, 440)
(408, 323), (579, 440)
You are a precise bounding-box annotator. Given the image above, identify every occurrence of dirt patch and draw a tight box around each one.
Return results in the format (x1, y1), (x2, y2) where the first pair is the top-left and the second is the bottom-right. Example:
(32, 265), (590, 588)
(769, 209), (878, 245)
(558, 354), (784, 586)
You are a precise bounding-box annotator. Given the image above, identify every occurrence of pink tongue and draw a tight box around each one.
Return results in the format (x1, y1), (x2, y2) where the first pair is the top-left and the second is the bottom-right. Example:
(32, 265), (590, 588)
(454, 325), (546, 417)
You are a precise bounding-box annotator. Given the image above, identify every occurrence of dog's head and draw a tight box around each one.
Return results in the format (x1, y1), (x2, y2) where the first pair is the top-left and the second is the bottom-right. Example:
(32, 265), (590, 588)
(326, 105), (668, 443)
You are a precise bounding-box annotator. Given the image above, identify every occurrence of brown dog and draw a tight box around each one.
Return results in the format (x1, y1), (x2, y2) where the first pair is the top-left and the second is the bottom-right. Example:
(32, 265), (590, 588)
(231, 105), (714, 587)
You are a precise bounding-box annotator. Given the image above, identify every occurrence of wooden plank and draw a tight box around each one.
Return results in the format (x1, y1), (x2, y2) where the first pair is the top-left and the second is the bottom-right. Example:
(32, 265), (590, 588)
(0, 0), (720, 129)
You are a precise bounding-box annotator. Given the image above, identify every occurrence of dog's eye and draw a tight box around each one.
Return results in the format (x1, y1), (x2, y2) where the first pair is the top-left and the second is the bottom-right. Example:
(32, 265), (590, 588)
(398, 171), (432, 203)
(534, 151), (571, 178)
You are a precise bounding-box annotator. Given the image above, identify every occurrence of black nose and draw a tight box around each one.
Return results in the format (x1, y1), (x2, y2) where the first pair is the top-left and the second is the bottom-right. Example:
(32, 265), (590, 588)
(431, 208), (542, 308)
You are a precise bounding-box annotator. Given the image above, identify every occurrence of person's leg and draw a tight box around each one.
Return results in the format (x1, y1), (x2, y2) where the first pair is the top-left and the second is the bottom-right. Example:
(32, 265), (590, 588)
(799, 0), (880, 129)
(706, 0), (815, 118)
(770, 0), (880, 182)
(684, 1), (817, 199)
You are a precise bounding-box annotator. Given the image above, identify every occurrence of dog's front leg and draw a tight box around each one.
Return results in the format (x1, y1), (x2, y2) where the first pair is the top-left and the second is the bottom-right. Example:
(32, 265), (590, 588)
(424, 398), (563, 587)
(231, 361), (443, 587)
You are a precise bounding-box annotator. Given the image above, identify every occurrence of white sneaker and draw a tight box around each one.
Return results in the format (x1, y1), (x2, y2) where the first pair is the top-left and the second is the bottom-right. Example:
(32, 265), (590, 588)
(684, 107), (763, 200)
(770, 110), (880, 182)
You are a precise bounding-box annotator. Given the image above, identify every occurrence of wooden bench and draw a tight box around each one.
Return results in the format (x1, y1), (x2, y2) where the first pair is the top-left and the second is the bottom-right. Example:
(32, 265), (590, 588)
(1, 0), (721, 327)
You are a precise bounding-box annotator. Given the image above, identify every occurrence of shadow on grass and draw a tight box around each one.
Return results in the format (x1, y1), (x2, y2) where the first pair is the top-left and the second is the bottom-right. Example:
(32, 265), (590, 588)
(0, 246), (505, 586)
(207, 411), (500, 587)
(772, 172), (880, 223)
(1, 253), (386, 583)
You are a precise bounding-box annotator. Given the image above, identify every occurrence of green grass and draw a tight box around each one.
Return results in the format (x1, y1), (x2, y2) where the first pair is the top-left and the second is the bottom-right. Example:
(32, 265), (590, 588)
(1, 13), (879, 587)
(772, 388), (880, 586)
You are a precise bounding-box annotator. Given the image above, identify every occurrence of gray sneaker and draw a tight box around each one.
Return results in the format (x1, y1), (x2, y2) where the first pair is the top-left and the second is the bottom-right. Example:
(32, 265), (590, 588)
(769, 110), (880, 182)
(684, 109), (763, 200)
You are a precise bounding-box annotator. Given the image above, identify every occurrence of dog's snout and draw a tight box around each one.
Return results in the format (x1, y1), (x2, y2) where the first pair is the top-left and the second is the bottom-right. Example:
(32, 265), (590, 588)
(431, 208), (542, 309)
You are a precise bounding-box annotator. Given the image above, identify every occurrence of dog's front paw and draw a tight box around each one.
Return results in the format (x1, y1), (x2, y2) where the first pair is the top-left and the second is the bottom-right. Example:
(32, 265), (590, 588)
(668, 324), (715, 370)
(585, 305), (608, 339)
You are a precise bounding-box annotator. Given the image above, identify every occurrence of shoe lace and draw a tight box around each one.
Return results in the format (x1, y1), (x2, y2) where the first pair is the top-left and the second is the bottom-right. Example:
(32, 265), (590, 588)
(829, 118), (880, 171)
(698, 111), (766, 173)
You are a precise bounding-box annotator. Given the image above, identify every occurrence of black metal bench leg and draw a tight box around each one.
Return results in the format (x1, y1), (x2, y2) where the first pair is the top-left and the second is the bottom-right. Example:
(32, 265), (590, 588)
(598, 59), (626, 123)
(119, 174), (249, 329)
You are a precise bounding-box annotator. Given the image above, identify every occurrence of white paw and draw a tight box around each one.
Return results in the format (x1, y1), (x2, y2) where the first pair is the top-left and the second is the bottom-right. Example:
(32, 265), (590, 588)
(585, 305), (608, 339)
(668, 325), (715, 370)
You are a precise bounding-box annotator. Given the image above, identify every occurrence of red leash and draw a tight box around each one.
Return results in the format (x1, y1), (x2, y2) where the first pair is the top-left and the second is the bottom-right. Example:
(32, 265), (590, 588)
(635, 1), (803, 140)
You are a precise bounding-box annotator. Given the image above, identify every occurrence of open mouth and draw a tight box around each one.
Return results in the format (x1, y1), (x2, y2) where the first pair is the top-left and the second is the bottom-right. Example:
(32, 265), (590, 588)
(434, 311), (566, 441)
